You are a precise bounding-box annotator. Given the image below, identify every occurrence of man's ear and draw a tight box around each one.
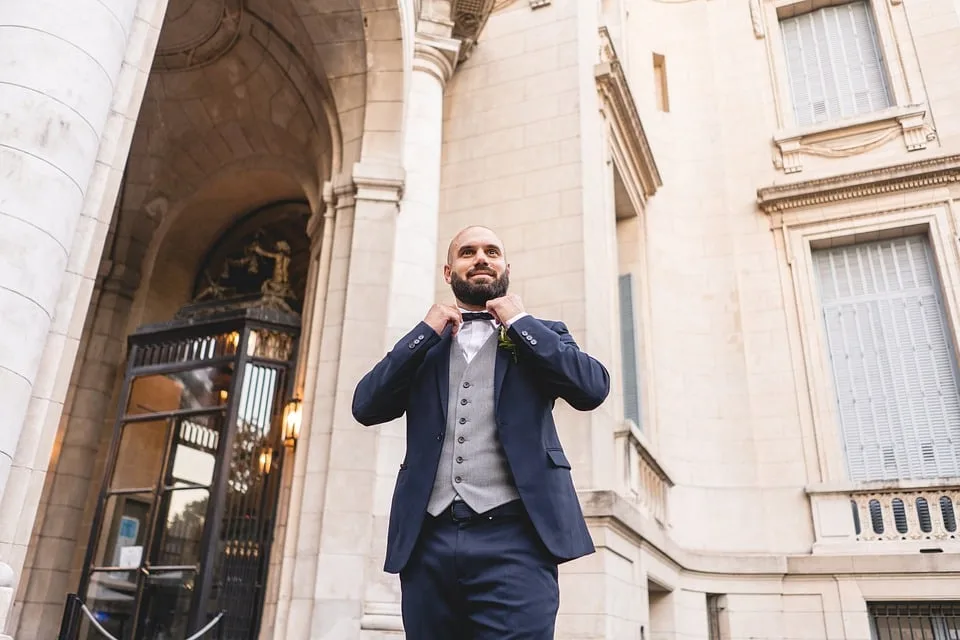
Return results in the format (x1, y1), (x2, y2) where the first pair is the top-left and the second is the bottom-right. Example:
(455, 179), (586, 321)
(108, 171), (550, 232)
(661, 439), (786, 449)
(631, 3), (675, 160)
(443, 264), (452, 284)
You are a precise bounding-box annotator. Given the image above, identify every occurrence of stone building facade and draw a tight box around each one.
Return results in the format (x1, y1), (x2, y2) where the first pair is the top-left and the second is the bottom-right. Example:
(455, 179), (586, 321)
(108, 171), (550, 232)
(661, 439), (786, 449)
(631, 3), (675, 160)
(1, 0), (959, 638)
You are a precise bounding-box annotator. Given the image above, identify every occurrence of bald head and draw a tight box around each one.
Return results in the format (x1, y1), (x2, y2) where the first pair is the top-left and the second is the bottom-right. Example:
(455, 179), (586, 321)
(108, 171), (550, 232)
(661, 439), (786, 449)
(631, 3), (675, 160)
(446, 226), (504, 265)
(443, 225), (510, 309)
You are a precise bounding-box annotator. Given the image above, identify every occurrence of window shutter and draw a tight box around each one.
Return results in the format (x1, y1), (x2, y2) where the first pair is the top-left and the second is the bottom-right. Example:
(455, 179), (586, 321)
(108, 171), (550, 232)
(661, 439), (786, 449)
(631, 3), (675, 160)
(618, 273), (641, 428)
(814, 236), (960, 482)
(780, 1), (891, 126)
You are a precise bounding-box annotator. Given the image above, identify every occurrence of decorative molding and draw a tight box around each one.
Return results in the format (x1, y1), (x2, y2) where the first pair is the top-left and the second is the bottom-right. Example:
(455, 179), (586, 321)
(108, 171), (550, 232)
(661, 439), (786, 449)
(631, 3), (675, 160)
(413, 33), (461, 84)
(595, 27), (663, 210)
(757, 153), (960, 214)
(749, 0), (765, 38)
(351, 162), (406, 208)
(772, 106), (934, 174)
(154, 0), (243, 71)
(451, 0), (497, 61)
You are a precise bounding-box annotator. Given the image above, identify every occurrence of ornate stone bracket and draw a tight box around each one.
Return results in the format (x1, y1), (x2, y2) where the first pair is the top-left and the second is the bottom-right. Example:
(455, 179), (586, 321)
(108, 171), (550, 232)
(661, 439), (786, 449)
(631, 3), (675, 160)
(449, 0), (496, 61)
(757, 152), (960, 216)
(772, 105), (934, 174)
(749, 0), (765, 38)
(595, 27), (663, 212)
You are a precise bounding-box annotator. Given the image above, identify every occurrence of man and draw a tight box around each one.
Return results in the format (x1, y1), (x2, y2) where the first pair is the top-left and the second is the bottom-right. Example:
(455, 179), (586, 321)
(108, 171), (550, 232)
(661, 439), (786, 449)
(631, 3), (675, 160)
(352, 226), (610, 638)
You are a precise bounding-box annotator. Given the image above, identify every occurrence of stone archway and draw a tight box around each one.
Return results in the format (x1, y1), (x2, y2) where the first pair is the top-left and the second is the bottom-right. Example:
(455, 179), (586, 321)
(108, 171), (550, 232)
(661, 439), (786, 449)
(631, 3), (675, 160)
(10, 1), (411, 637)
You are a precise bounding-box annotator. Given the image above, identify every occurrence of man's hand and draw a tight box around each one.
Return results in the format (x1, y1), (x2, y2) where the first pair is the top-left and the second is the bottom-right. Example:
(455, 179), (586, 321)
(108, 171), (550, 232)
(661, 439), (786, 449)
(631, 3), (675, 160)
(424, 304), (462, 336)
(486, 294), (525, 326)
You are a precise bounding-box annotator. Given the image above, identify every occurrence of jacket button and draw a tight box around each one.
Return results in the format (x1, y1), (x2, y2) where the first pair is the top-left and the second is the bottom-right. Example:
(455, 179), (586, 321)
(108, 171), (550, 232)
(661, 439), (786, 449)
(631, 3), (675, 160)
(437, 434), (443, 441)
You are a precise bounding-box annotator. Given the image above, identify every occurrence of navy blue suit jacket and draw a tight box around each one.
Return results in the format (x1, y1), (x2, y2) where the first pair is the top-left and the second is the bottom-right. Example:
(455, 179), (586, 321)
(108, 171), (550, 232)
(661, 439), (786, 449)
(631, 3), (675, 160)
(352, 315), (611, 574)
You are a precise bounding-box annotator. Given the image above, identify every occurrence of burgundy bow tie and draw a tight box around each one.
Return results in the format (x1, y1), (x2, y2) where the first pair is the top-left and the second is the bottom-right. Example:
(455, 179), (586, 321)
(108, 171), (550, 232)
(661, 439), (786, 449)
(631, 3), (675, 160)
(461, 311), (494, 322)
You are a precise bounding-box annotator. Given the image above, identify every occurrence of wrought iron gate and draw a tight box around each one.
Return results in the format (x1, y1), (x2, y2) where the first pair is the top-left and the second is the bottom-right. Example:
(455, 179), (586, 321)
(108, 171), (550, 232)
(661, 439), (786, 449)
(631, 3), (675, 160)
(62, 306), (300, 640)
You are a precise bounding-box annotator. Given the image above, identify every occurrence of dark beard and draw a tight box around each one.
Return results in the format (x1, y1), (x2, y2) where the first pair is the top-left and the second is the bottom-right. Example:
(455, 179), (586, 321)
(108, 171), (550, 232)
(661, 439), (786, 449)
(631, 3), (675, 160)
(450, 270), (509, 307)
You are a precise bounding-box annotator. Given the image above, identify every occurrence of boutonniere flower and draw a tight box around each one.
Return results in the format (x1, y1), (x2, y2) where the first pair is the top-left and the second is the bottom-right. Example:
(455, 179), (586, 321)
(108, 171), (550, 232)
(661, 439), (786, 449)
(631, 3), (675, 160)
(498, 325), (518, 362)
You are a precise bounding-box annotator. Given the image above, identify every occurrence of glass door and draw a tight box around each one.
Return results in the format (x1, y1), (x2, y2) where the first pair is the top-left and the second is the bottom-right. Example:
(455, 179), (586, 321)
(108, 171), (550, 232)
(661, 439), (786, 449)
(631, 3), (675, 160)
(74, 318), (299, 640)
(79, 361), (233, 640)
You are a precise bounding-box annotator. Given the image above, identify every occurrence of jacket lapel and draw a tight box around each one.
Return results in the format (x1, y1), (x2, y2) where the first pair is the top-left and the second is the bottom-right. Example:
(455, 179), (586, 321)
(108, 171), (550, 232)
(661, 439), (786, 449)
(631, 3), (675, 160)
(494, 343), (511, 413)
(434, 331), (453, 423)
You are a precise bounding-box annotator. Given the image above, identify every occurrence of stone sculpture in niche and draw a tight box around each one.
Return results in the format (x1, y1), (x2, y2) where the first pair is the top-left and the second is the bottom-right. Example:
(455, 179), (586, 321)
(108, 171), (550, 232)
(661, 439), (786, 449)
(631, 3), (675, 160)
(193, 236), (297, 313)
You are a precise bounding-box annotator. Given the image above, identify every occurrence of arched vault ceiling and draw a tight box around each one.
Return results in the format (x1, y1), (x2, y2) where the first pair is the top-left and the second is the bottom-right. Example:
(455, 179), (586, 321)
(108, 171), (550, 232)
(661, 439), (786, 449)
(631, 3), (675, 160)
(143, 0), (405, 184)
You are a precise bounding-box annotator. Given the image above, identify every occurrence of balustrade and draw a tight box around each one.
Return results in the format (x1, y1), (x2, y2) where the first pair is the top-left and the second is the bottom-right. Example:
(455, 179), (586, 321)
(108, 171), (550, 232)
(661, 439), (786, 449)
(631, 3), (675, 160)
(614, 422), (673, 526)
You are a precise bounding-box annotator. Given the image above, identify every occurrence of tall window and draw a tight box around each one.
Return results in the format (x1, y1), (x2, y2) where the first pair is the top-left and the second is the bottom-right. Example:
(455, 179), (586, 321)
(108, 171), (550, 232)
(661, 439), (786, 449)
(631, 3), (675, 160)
(813, 235), (960, 482)
(780, 1), (891, 127)
(618, 273), (642, 428)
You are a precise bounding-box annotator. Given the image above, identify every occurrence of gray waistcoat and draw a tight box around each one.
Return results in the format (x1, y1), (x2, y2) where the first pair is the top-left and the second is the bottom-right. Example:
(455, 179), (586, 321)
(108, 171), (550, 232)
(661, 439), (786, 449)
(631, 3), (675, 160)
(426, 333), (520, 515)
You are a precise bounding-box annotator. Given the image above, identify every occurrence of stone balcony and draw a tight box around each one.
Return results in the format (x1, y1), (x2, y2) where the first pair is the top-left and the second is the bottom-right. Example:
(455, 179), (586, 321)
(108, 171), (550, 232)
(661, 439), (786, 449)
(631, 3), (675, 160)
(614, 421), (673, 527)
(807, 479), (960, 554)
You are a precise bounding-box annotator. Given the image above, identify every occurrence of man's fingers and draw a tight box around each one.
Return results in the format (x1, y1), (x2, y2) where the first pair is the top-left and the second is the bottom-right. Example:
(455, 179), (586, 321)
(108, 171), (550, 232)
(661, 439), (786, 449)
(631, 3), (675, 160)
(447, 307), (462, 335)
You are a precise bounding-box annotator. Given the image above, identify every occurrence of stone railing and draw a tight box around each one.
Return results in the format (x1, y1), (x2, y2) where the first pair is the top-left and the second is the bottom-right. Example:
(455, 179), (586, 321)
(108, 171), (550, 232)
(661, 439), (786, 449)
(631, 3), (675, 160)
(807, 480), (960, 554)
(614, 421), (673, 526)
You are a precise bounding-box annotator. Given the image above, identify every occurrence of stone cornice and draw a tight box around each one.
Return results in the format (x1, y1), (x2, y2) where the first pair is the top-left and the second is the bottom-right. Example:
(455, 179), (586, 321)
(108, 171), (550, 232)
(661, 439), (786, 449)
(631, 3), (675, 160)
(351, 162), (405, 208)
(757, 153), (960, 214)
(594, 27), (662, 209)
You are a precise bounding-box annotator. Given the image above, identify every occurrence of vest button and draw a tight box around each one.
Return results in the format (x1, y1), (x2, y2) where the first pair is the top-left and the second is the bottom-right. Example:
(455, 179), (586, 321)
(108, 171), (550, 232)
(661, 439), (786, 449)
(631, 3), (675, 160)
(460, 399), (468, 405)
(459, 418), (466, 424)
(458, 436), (465, 443)
(463, 382), (470, 388)
(455, 476), (462, 483)
(456, 456), (463, 463)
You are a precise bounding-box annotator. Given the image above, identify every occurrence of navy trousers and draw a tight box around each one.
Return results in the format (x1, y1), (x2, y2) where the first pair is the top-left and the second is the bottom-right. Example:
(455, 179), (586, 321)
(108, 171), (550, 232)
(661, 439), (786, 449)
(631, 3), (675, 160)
(399, 500), (560, 639)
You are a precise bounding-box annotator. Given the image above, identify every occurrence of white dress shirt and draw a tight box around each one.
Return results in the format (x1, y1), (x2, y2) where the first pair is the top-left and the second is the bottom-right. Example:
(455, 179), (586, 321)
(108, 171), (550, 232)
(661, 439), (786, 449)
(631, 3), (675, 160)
(456, 308), (527, 363)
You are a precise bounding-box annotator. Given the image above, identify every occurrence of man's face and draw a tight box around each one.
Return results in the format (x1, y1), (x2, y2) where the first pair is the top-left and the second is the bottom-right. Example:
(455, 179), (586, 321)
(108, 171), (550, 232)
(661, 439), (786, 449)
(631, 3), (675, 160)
(444, 227), (510, 308)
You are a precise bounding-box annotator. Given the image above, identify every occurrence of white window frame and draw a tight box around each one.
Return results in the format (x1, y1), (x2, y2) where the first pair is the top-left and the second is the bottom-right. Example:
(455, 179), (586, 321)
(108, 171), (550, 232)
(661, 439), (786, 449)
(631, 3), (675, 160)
(755, 0), (932, 173)
(778, 203), (960, 484)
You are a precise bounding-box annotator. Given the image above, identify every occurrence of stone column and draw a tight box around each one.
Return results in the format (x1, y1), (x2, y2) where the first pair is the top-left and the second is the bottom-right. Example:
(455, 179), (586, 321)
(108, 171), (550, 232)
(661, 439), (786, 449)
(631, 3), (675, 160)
(270, 163), (406, 639)
(0, 1), (164, 636)
(361, 31), (461, 631)
(0, 0), (141, 501)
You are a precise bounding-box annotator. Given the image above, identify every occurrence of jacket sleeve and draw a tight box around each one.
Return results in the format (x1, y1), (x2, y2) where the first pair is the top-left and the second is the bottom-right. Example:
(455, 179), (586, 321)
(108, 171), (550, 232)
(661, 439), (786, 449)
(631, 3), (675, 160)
(351, 321), (442, 426)
(507, 316), (610, 411)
